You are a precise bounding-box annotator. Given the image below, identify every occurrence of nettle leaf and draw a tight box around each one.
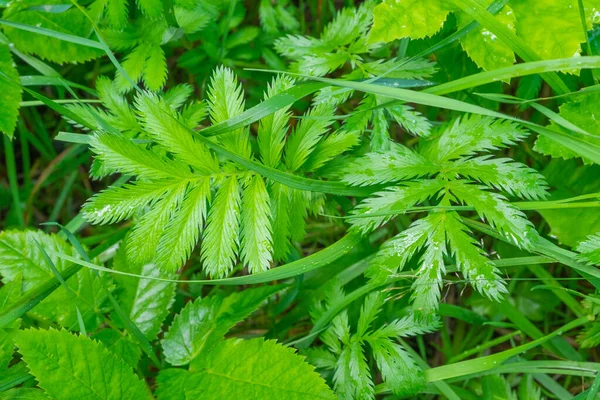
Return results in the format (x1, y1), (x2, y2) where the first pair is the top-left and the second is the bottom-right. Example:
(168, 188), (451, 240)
(348, 115), (545, 315)
(576, 233), (600, 265)
(453, 1), (516, 71)
(15, 328), (150, 400)
(0, 44), (22, 139)
(0, 230), (106, 331)
(369, 0), (451, 42)
(177, 338), (337, 400)
(91, 328), (142, 368)
(0, 278), (21, 371)
(112, 245), (177, 341)
(161, 286), (282, 366)
(534, 93), (600, 164)
(0, 388), (50, 399)
(2, 0), (103, 64)
(368, 0), (600, 71)
(82, 69), (351, 277)
(538, 159), (600, 247)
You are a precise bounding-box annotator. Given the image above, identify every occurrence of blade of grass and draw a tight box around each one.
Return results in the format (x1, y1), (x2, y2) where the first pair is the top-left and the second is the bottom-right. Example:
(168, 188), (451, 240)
(49, 231), (364, 286)
(3, 135), (24, 227)
(424, 317), (588, 382)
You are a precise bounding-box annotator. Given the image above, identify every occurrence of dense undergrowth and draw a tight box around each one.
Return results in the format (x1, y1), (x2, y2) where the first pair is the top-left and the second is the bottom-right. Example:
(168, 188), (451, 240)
(1, 0), (600, 399)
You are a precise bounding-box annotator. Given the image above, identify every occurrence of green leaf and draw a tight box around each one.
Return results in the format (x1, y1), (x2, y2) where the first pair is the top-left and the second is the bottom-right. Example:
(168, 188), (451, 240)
(341, 143), (437, 186)
(15, 328), (150, 400)
(155, 180), (211, 272)
(0, 388), (49, 399)
(142, 45), (167, 91)
(449, 181), (538, 250)
(0, 44), (22, 139)
(511, 0), (586, 62)
(366, 217), (432, 282)
(538, 159), (600, 246)
(0, 278), (21, 371)
(367, 337), (425, 396)
(334, 340), (373, 399)
(257, 75), (295, 168)
(368, 0), (450, 42)
(208, 66), (251, 158)
(161, 286), (282, 366)
(449, 156), (549, 200)
(126, 183), (187, 266)
(576, 233), (600, 265)
(201, 176), (241, 278)
(349, 179), (446, 233)
(444, 212), (506, 301)
(285, 101), (335, 171)
(411, 213), (446, 317)
(112, 247), (177, 341)
(456, 1), (516, 71)
(91, 328), (142, 368)
(421, 115), (528, 164)
(185, 338), (337, 400)
(534, 93), (600, 164)
(240, 176), (273, 273)
(90, 131), (194, 180)
(135, 93), (218, 175)
(2, 0), (103, 64)
(0, 230), (104, 331)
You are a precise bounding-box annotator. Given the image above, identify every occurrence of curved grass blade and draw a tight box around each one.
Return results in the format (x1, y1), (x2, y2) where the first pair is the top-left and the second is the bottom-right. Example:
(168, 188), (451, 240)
(49, 231), (363, 286)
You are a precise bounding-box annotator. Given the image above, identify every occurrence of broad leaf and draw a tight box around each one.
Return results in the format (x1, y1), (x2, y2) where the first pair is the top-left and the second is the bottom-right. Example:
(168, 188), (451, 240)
(15, 328), (150, 399)
(162, 285), (283, 366)
(184, 338), (337, 400)
(0, 230), (105, 331)
(2, 0), (103, 64)
(0, 44), (22, 139)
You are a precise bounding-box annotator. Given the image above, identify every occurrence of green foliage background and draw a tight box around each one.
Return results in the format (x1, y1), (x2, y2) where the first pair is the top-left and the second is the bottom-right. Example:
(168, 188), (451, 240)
(1, 0), (600, 399)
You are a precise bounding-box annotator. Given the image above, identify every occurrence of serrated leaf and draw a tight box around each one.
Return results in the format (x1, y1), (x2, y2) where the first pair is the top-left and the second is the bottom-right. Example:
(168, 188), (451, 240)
(0, 230), (104, 331)
(0, 44), (22, 139)
(162, 286), (282, 366)
(533, 93), (600, 164)
(155, 180), (210, 271)
(92, 328), (142, 368)
(369, 0), (451, 43)
(240, 176), (273, 273)
(576, 233), (600, 265)
(511, 0), (586, 62)
(0, 388), (49, 399)
(411, 213), (446, 317)
(112, 247), (177, 341)
(341, 143), (437, 186)
(3, 0), (103, 64)
(456, 1), (516, 71)
(538, 159), (600, 246)
(126, 183), (188, 265)
(207, 66), (251, 158)
(142, 45), (167, 91)
(15, 328), (149, 400)
(257, 75), (295, 168)
(449, 181), (538, 250)
(445, 212), (507, 300)
(0, 277), (21, 371)
(201, 176), (241, 278)
(450, 156), (549, 200)
(421, 115), (528, 163)
(185, 338), (337, 400)
(367, 337), (424, 396)
(285, 101), (335, 171)
(350, 179), (446, 233)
